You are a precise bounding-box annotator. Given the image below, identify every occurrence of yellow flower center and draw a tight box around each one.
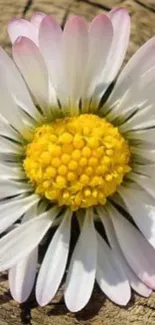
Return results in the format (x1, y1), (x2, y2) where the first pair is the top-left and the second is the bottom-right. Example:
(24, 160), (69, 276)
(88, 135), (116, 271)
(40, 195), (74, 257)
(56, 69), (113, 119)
(24, 114), (131, 210)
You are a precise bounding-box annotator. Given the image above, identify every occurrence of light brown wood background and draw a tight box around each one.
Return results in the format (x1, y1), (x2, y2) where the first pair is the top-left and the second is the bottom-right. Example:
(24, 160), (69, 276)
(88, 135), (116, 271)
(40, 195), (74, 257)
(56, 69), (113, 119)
(0, 0), (155, 324)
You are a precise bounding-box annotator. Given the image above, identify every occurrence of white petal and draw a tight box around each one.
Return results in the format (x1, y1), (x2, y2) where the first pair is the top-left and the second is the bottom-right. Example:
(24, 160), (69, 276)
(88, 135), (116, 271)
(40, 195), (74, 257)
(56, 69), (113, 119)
(0, 162), (24, 180)
(126, 129), (155, 144)
(96, 8), (130, 103)
(84, 14), (113, 101)
(120, 106), (155, 133)
(13, 37), (49, 108)
(9, 204), (38, 303)
(106, 64), (155, 125)
(0, 194), (39, 233)
(96, 232), (131, 305)
(7, 202), (39, 232)
(9, 248), (38, 303)
(98, 207), (151, 297)
(48, 82), (59, 114)
(22, 202), (38, 222)
(131, 147), (155, 163)
(108, 203), (155, 289)
(64, 209), (97, 312)
(36, 209), (72, 306)
(133, 163), (155, 178)
(106, 8), (130, 83)
(0, 179), (31, 199)
(111, 192), (127, 210)
(31, 12), (46, 28)
(128, 172), (155, 199)
(63, 16), (88, 110)
(0, 206), (60, 270)
(39, 16), (66, 104)
(131, 277), (152, 297)
(8, 18), (38, 44)
(18, 108), (37, 132)
(118, 186), (155, 248)
(0, 136), (22, 154)
(107, 36), (155, 109)
(0, 117), (20, 141)
(0, 73), (24, 132)
(0, 47), (40, 121)
(9, 164), (25, 175)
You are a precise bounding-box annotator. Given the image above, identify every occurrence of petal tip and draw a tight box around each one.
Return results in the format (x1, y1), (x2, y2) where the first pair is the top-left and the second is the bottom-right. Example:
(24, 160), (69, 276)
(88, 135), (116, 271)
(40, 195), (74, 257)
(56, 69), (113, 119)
(92, 13), (110, 24)
(31, 11), (46, 18)
(109, 7), (130, 20)
(64, 15), (87, 31)
(36, 295), (48, 307)
(8, 17), (21, 26)
(40, 15), (62, 34)
(14, 35), (23, 45)
(89, 13), (113, 34)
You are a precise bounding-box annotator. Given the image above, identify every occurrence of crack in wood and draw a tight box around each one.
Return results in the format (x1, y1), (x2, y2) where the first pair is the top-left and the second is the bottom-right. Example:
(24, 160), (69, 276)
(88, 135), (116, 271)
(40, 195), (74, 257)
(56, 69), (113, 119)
(137, 302), (155, 311)
(78, 0), (110, 11)
(61, 7), (70, 28)
(20, 303), (32, 325)
(135, 0), (155, 13)
(22, 0), (33, 17)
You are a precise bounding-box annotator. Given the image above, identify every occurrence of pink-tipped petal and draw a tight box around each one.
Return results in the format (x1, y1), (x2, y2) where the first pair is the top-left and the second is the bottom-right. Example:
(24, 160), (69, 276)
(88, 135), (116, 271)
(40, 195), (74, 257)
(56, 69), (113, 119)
(63, 16), (88, 108)
(106, 8), (130, 83)
(94, 8), (130, 106)
(39, 16), (66, 104)
(8, 18), (38, 44)
(83, 14), (113, 102)
(13, 37), (49, 108)
(0, 46), (40, 121)
(31, 12), (47, 28)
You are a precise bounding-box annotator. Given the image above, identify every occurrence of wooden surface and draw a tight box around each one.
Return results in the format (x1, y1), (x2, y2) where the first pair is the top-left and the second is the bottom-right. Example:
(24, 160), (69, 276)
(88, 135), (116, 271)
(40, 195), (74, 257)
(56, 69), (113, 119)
(1, 0), (155, 324)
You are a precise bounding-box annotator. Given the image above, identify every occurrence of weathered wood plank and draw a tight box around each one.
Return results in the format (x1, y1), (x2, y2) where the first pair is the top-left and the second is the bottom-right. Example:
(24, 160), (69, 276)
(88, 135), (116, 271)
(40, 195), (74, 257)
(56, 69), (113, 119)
(122, 0), (155, 60)
(0, 0), (27, 52)
(136, 0), (155, 11)
(85, 0), (125, 9)
(0, 1), (155, 324)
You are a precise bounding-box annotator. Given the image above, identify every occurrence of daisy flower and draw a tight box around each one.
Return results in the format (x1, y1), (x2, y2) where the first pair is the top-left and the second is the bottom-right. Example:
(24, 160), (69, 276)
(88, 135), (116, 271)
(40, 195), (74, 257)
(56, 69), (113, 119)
(0, 8), (155, 312)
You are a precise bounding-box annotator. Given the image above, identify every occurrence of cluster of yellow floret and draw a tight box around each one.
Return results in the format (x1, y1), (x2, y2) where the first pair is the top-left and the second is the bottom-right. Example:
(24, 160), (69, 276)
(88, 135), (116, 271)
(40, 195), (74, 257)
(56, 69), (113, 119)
(24, 114), (131, 210)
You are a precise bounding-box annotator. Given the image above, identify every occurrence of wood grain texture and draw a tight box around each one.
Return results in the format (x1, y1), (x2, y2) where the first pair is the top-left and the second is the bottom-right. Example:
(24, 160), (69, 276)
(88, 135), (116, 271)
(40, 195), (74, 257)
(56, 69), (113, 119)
(0, 0), (27, 52)
(1, 0), (155, 324)
(136, 0), (155, 11)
